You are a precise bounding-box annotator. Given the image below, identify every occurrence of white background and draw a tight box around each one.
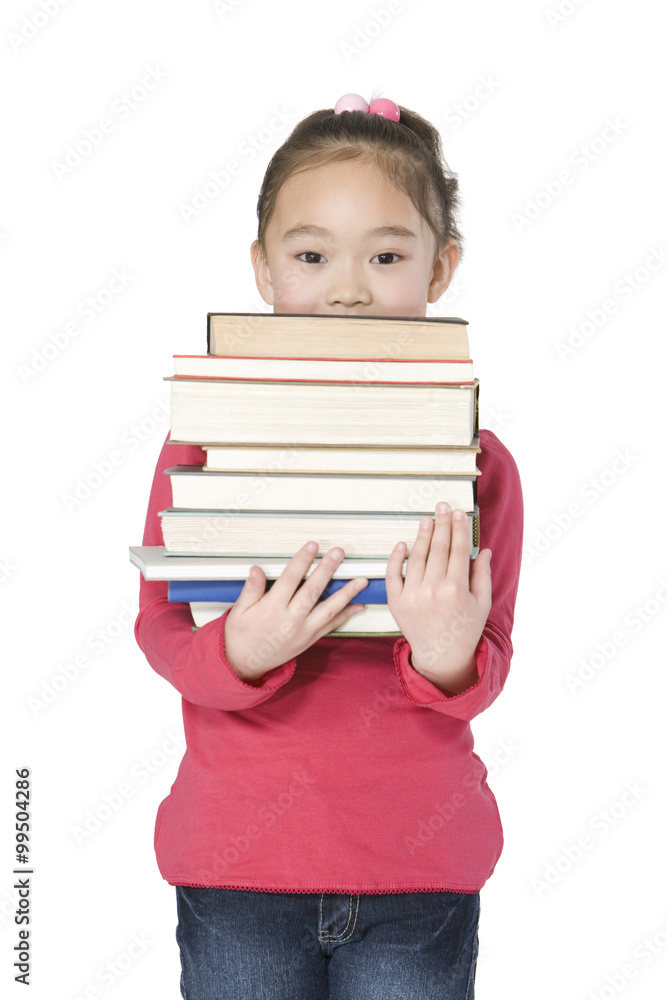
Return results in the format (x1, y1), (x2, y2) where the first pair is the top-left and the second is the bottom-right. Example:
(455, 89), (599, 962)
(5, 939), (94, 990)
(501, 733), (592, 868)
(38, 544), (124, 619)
(2, 1), (666, 997)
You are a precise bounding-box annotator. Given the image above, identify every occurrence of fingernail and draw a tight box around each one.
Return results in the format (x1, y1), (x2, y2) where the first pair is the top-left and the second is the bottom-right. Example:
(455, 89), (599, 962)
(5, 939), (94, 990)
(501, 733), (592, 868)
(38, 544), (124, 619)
(306, 541), (318, 554)
(436, 502), (449, 515)
(453, 509), (466, 521)
(420, 516), (432, 530)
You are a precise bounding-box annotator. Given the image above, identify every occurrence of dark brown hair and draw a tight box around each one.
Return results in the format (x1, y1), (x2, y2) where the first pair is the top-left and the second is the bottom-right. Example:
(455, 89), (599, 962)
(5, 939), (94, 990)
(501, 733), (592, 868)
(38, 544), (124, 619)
(255, 105), (463, 263)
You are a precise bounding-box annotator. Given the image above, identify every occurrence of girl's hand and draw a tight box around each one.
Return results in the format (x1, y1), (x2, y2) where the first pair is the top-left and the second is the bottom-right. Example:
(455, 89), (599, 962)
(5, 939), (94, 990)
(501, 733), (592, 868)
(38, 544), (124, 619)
(385, 502), (492, 695)
(224, 542), (368, 683)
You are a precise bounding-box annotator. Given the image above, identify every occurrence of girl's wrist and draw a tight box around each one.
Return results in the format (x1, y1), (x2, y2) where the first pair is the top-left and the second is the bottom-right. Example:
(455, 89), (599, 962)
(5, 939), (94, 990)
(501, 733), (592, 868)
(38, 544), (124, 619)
(409, 651), (478, 696)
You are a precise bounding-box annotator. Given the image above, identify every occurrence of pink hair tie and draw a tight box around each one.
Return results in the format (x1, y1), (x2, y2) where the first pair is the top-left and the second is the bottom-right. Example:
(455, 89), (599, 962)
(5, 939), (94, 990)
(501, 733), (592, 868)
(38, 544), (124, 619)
(334, 93), (400, 122)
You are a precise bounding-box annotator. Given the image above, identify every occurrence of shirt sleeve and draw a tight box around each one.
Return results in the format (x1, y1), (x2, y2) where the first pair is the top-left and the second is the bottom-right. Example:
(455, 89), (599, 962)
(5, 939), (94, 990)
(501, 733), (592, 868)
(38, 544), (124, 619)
(392, 428), (524, 721)
(133, 434), (297, 710)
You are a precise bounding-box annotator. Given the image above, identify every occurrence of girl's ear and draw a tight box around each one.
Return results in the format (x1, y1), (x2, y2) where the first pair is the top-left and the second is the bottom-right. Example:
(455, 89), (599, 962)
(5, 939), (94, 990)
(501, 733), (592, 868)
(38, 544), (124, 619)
(427, 242), (460, 303)
(250, 240), (275, 305)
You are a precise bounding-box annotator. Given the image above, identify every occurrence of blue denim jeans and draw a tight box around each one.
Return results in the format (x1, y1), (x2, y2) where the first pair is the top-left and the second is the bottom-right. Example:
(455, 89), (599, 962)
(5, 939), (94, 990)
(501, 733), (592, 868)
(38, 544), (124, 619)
(176, 886), (479, 999)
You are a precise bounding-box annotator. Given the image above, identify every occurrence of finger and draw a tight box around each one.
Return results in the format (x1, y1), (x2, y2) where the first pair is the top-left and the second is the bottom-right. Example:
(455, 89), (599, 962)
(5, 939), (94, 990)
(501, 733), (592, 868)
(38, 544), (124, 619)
(385, 541), (407, 602)
(269, 541), (320, 603)
(232, 565), (267, 612)
(445, 508), (473, 582)
(304, 577), (369, 633)
(470, 548), (493, 609)
(403, 515), (434, 586)
(288, 546), (347, 614)
(313, 597), (368, 640)
(422, 502), (453, 584)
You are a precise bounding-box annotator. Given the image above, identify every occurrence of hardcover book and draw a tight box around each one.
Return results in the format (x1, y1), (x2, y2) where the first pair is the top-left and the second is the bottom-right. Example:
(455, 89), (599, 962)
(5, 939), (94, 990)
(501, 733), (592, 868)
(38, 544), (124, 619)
(207, 312), (470, 359)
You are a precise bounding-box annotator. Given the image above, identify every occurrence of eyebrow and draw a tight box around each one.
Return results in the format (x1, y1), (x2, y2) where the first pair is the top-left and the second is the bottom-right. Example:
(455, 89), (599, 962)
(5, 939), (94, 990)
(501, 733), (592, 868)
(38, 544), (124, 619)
(279, 224), (418, 243)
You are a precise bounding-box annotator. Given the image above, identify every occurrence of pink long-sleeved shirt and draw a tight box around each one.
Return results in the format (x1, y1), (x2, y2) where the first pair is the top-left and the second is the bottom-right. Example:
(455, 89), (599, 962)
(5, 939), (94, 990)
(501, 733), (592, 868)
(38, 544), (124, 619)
(134, 428), (523, 893)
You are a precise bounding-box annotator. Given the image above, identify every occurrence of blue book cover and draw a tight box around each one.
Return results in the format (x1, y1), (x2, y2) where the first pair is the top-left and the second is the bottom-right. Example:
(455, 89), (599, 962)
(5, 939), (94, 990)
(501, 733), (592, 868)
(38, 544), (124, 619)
(168, 577), (388, 604)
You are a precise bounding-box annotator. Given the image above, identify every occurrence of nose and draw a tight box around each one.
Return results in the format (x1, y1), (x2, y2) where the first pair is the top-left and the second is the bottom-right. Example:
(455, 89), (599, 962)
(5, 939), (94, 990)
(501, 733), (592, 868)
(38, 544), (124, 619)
(325, 262), (372, 310)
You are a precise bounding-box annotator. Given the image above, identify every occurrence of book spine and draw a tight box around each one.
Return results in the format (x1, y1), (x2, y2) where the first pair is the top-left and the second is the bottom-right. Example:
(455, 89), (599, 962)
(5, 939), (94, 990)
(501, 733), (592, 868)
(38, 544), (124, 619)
(172, 374), (475, 386)
(157, 505), (480, 559)
(169, 577), (388, 604)
(473, 380), (480, 437)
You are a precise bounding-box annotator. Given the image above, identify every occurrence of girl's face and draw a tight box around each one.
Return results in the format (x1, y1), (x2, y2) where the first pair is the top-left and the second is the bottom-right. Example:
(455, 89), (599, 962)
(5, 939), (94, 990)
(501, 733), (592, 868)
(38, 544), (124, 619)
(251, 158), (459, 317)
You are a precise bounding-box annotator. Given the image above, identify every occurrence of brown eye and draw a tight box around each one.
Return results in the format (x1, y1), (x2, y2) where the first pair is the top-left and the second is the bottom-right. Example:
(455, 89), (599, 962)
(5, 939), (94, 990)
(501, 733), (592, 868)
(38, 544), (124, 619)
(372, 253), (400, 265)
(297, 252), (325, 264)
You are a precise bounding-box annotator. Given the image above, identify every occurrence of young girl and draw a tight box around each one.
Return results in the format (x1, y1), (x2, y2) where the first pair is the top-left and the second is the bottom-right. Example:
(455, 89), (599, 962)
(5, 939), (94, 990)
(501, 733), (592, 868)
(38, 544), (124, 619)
(135, 92), (523, 1000)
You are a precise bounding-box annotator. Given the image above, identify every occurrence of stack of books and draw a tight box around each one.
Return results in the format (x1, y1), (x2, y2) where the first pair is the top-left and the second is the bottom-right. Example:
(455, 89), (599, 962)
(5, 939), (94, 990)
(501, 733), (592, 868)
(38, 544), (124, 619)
(130, 312), (480, 637)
